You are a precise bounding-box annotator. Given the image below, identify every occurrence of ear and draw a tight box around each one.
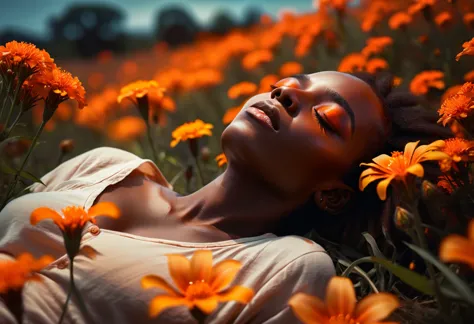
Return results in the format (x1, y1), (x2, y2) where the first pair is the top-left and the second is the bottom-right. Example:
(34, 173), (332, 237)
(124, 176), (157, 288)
(313, 181), (355, 215)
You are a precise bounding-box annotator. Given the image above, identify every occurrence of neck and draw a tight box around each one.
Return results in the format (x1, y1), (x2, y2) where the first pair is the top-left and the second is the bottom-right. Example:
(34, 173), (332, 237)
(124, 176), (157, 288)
(168, 164), (307, 238)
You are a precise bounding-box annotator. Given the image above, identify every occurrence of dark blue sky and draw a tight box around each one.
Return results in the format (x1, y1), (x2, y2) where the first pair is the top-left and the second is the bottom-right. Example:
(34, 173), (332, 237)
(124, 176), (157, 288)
(0, 0), (315, 37)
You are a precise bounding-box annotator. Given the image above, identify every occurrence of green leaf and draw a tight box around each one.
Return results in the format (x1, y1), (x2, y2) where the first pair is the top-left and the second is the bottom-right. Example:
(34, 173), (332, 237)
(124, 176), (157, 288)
(362, 232), (385, 259)
(338, 259), (379, 293)
(405, 242), (474, 305)
(371, 257), (435, 295)
(0, 161), (45, 185)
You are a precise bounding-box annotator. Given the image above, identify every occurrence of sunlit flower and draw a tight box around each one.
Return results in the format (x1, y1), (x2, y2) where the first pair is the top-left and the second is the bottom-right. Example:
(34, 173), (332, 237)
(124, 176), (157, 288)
(0, 41), (54, 73)
(464, 13), (474, 28)
(34, 67), (86, 110)
(170, 119), (213, 148)
(440, 220), (474, 269)
(389, 12), (412, 30)
(408, 0), (435, 18)
(222, 104), (244, 125)
(366, 58), (389, 74)
(456, 37), (474, 61)
(107, 116), (147, 142)
(438, 82), (474, 126)
(215, 153), (227, 167)
(279, 62), (303, 77)
(31, 202), (120, 258)
(441, 85), (462, 104)
(242, 50), (273, 70)
(338, 53), (367, 73)
(295, 34), (314, 57)
(141, 250), (254, 317)
(184, 69), (223, 90)
(410, 71), (445, 95)
(464, 70), (474, 82)
(435, 11), (453, 29)
(361, 37), (393, 57)
(438, 138), (474, 172)
(393, 76), (403, 87)
(0, 253), (54, 294)
(227, 82), (257, 99)
(258, 74), (280, 93)
(117, 80), (164, 104)
(359, 140), (448, 200)
(289, 276), (399, 324)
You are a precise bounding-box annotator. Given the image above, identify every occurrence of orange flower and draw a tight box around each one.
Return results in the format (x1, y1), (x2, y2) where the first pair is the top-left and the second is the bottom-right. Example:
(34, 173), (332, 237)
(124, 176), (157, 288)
(338, 53), (367, 73)
(438, 138), (474, 172)
(242, 50), (273, 70)
(456, 37), (474, 61)
(141, 250), (254, 317)
(409, 71), (445, 95)
(279, 62), (303, 77)
(389, 12), (412, 30)
(440, 220), (474, 269)
(215, 153), (227, 167)
(170, 119), (213, 148)
(435, 11), (453, 29)
(117, 80), (164, 104)
(0, 253), (54, 294)
(222, 104), (244, 125)
(107, 116), (147, 142)
(0, 41), (54, 72)
(366, 58), (389, 74)
(361, 37), (393, 57)
(227, 82), (257, 99)
(464, 70), (474, 82)
(408, 0), (435, 16)
(441, 85), (462, 104)
(438, 82), (474, 126)
(464, 13), (474, 28)
(289, 277), (399, 324)
(359, 140), (448, 200)
(258, 74), (280, 93)
(34, 67), (86, 109)
(393, 76), (403, 87)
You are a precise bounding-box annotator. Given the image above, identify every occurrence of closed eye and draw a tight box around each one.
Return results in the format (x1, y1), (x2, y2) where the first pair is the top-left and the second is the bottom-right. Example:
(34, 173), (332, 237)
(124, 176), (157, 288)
(314, 108), (338, 135)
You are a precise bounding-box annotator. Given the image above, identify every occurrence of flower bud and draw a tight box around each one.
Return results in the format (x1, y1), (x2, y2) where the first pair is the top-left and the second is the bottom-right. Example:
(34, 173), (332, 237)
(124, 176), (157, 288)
(421, 180), (440, 200)
(394, 206), (415, 230)
(59, 139), (75, 154)
(200, 146), (210, 162)
(185, 165), (193, 181)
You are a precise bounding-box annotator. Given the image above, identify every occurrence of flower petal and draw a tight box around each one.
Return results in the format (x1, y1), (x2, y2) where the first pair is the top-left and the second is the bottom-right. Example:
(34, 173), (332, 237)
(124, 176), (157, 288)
(354, 293), (399, 323)
(288, 292), (328, 324)
(141, 275), (181, 296)
(439, 235), (474, 269)
(194, 296), (219, 314)
(405, 163), (424, 178)
(87, 202), (120, 219)
(210, 260), (242, 291)
(166, 254), (191, 293)
(370, 154), (393, 172)
(30, 207), (63, 227)
(404, 141), (419, 165)
(218, 286), (254, 304)
(417, 151), (450, 162)
(360, 174), (388, 191)
(326, 277), (356, 317)
(190, 250), (213, 282)
(376, 176), (395, 201)
(148, 295), (190, 318)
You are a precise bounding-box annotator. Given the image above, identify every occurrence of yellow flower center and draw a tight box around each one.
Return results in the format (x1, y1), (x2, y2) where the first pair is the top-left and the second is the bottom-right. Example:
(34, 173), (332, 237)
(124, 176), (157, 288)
(387, 151), (409, 176)
(185, 280), (213, 300)
(328, 314), (359, 324)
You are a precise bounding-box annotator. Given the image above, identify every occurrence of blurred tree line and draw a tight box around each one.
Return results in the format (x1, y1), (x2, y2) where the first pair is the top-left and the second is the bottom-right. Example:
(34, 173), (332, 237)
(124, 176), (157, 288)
(0, 3), (264, 59)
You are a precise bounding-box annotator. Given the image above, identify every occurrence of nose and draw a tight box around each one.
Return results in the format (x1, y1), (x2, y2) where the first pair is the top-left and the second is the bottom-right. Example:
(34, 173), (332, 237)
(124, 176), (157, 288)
(270, 87), (299, 115)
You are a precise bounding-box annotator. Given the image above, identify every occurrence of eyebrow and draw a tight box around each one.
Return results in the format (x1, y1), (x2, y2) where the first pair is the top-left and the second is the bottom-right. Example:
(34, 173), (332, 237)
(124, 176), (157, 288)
(291, 74), (311, 87)
(322, 87), (355, 137)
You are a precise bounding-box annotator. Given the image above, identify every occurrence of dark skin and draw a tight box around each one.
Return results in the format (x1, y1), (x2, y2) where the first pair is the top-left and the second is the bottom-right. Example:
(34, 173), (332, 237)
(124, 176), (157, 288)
(94, 71), (388, 242)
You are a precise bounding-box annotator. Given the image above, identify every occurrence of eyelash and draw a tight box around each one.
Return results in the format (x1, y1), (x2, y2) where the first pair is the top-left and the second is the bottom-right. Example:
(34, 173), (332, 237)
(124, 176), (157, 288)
(314, 108), (336, 135)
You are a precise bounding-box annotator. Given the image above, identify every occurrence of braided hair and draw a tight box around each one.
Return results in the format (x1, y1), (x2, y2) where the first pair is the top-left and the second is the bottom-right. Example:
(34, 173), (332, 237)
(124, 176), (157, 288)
(274, 71), (453, 247)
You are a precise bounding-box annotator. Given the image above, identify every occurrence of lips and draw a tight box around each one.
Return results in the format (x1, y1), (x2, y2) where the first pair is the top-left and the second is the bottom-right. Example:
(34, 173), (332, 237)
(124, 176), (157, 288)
(248, 101), (280, 131)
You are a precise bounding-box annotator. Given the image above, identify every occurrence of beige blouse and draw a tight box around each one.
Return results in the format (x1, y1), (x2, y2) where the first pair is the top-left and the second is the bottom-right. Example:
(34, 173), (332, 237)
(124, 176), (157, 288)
(0, 147), (335, 324)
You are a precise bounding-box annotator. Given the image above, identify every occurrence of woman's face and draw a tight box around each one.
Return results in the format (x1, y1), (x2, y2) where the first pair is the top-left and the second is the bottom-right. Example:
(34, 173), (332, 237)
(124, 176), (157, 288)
(221, 71), (388, 194)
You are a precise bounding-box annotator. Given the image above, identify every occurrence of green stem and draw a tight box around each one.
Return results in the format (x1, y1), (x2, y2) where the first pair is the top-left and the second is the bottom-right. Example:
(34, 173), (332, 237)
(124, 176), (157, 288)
(58, 276), (73, 324)
(146, 123), (159, 164)
(4, 80), (22, 128)
(69, 259), (94, 324)
(193, 156), (205, 188)
(0, 121), (45, 210)
(0, 80), (13, 120)
(341, 256), (374, 277)
(4, 111), (23, 137)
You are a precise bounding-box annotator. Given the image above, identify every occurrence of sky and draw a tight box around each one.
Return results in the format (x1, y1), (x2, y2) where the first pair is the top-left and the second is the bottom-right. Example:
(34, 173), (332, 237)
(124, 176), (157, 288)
(0, 0), (315, 38)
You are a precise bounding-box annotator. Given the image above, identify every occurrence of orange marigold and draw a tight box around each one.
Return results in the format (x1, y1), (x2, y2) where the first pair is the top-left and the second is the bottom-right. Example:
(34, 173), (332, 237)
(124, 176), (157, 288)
(389, 12), (412, 30)
(258, 74), (280, 93)
(117, 80), (164, 104)
(435, 11), (453, 29)
(242, 50), (273, 70)
(362, 36), (393, 57)
(227, 82), (257, 99)
(456, 37), (474, 61)
(464, 70), (474, 82)
(438, 138), (474, 172)
(438, 82), (474, 126)
(279, 62), (303, 77)
(338, 53), (367, 73)
(441, 85), (462, 104)
(107, 116), (147, 142)
(170, 119), (213, 148)
(366, 58), (389, 74)
(0, 253), (54, 294)
(215, 153), (228, 167)
(0, 41), (54, 72)
(439, 220), (474, 269)
(464, 13), (474, 28)
(408, 0), (436, 16)
(409, 70), (445, 95)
